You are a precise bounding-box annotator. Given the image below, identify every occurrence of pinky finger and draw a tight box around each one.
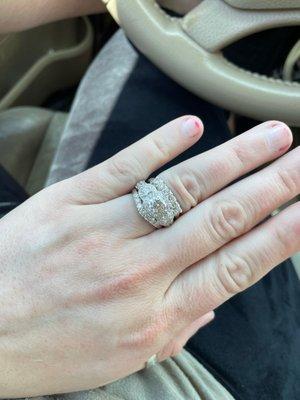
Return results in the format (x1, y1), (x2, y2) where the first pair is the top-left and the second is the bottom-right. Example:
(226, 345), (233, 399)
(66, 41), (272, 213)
(166, 201), (300, 322)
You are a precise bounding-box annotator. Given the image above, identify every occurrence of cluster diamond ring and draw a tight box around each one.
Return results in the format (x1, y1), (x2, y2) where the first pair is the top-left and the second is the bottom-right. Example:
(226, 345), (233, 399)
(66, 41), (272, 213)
(133, 177), (182, 229)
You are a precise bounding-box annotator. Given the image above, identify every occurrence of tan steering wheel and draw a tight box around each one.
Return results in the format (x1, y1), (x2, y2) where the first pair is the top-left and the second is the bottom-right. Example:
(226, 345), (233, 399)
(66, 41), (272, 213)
(104, 0), (300, 126)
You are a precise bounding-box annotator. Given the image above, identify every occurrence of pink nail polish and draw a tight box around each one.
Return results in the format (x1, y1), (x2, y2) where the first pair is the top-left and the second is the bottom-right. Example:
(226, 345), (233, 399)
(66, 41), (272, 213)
(266, 123), (292, 152)
(182, 117), (202, 138)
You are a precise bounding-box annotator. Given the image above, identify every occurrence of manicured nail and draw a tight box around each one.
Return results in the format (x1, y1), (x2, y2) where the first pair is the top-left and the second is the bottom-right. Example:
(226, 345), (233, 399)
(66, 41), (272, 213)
(266, 123), (292, 152)
(182, 117), (202, 138)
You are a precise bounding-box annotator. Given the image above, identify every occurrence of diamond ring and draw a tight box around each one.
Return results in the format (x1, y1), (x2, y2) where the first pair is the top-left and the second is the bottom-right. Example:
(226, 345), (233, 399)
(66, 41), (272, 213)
(133, 177), (182, 229)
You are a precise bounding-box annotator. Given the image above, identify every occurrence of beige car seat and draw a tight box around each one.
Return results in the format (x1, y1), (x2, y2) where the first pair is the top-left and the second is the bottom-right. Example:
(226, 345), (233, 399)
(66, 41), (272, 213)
(0, 107), (67, 195)
(0, 17), (93, 112)
(0, 16), (93, 195)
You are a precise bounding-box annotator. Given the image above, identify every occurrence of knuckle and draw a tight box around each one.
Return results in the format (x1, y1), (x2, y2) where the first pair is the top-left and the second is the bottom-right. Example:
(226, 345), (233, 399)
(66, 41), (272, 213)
(126, 241), (170, 282)
(145, 253), (170, 281)
(231, 143), (251, 170)
(107, 156), (140, 187)
(97, 270), (144, 301)
(122, 314), (168, 350)
(216, 251), (254, 296)
(210, 200), (248, 243)
(162, 171), (205, 212)
(114, 272), (141, 293)
(69, 172), (100, 203)
(275, 168), (298, 197)
(150, 136), (171, 161)
(273, 225), (294, 256)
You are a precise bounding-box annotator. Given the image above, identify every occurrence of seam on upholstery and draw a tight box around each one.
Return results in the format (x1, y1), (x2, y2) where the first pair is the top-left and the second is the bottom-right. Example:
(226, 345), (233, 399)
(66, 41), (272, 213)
(0, 33), (17, 46)
(0, 34), (12, 46)
(184, 348), (241, 400)
(171, 356), (204, 397)
(31, 112), (55, 168)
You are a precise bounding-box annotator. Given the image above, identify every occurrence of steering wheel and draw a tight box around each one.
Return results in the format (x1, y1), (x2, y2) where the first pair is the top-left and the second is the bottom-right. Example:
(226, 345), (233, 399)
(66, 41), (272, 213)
(103, 0), (300, 126)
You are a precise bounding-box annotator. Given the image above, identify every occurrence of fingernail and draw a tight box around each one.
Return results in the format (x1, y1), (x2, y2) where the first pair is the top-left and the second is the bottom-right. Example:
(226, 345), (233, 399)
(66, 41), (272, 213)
(204, 311), (215, 325)
(207, 311), (215, 321)
(181, 117), (202, 138)
(266, 123), (292, 152)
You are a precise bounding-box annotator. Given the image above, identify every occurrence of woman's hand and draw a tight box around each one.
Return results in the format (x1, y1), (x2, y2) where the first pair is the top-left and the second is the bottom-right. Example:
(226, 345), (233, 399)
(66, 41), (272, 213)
(0, 117), (299, 398)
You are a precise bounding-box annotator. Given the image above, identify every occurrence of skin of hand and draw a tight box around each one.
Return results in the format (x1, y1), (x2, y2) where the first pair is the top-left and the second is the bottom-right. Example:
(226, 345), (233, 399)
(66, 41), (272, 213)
(0, 0), (107, 33)
(0, 116), (299, 398)
(0, 0), (198, 34)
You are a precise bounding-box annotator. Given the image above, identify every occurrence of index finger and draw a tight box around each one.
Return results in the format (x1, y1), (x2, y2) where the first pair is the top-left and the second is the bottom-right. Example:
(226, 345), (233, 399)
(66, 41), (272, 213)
(68, 116), (203, 204)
